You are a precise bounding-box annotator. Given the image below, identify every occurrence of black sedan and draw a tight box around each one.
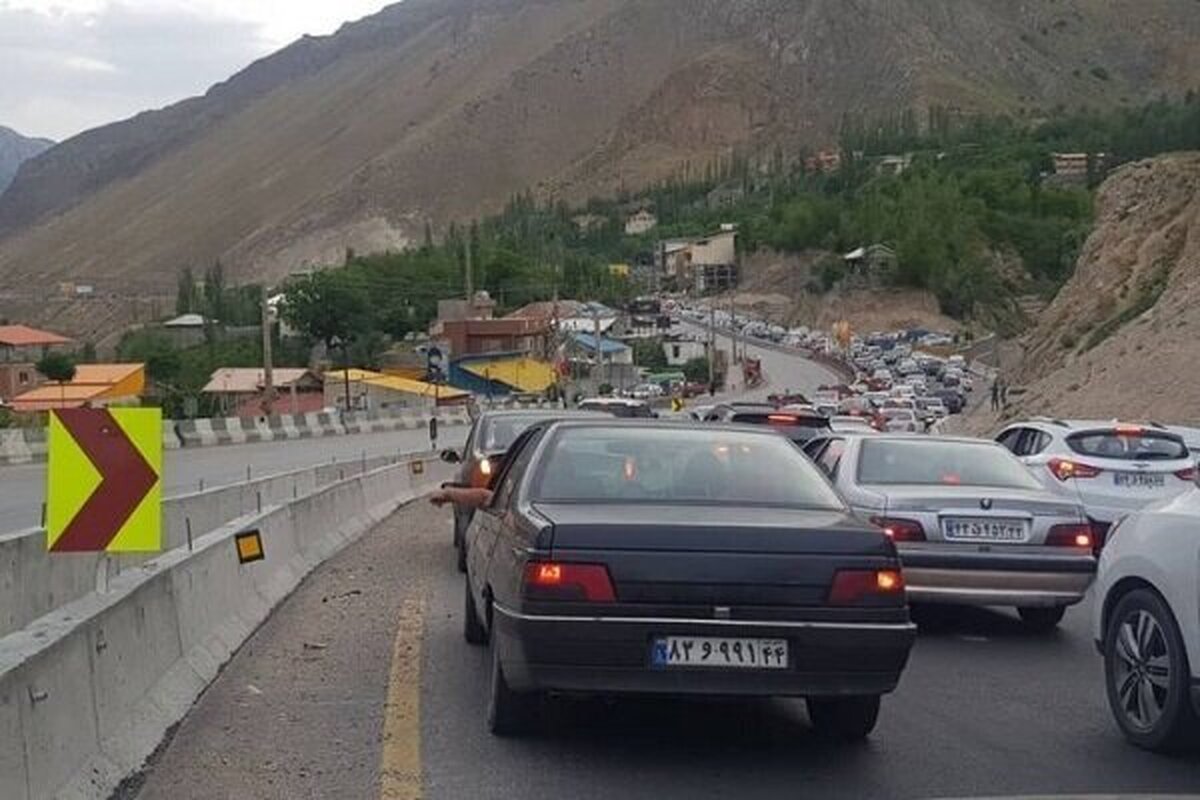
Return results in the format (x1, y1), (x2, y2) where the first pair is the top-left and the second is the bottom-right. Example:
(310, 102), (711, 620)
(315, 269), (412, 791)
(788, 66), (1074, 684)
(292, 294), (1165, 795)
(461, 420), (916, 739)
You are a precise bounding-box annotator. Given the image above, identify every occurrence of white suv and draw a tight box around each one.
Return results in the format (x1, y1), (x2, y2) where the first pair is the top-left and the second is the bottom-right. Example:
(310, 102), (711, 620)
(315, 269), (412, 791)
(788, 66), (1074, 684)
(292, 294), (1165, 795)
(1092, 492), (1200, 751)
(996, 420), (1195, 535)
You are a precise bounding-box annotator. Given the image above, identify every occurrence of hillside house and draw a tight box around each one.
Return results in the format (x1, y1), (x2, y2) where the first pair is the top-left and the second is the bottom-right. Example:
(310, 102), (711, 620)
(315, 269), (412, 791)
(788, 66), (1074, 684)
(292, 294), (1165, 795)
(10, 363), (145, 412)
(202, 367), (324, 417)
(0, 325), (72, 402)
(624, 210), (658, 236)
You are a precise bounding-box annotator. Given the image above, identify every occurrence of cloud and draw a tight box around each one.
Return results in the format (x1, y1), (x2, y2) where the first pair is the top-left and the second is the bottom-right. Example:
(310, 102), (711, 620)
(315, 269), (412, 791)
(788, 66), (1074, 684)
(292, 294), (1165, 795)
(0, 1), (391, 141)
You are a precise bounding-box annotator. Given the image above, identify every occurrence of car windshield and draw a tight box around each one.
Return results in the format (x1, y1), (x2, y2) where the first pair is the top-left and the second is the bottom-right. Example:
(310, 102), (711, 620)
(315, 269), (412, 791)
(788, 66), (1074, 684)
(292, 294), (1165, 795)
(1067, 430), (1188, 461)
(533, 426), (844, 508)
(858, 438), (1044, 489)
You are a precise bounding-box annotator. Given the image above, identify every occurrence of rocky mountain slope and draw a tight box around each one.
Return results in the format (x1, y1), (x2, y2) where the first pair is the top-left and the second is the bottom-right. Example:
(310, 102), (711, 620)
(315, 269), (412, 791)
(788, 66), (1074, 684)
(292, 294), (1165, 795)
(0, 126), (53, 194)
(970, 152), (1200, 427)
(1, 0), (1198, 293)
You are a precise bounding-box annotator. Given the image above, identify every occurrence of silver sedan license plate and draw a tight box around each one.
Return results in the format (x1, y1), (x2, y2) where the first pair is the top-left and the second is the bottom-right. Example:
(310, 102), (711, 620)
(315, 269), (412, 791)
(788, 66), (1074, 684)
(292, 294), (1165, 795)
(1113, 472), (1165, 488)
(942, 517), (1027, 542)
(651, 636), (788, 669)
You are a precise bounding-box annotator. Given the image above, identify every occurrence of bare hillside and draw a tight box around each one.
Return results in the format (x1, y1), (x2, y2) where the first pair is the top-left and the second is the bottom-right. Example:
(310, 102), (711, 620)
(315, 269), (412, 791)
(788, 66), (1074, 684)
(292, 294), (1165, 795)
(1, 0), (1198, 293)
(961, 153), (1200, 429)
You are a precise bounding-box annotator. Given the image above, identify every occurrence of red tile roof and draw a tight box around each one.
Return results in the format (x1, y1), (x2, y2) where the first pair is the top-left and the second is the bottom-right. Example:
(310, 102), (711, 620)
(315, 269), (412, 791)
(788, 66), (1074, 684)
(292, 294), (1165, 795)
(0, 325), (72, 347)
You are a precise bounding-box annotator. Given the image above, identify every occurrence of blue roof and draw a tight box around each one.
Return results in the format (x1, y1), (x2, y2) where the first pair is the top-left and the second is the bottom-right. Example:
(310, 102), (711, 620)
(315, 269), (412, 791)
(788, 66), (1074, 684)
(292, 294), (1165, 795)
(572, 332), (629, 355)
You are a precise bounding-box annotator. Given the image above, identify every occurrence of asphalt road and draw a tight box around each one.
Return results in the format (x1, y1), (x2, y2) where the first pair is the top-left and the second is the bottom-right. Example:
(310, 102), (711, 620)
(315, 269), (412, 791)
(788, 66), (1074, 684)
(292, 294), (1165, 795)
(127, 500), (1200, 800)
(677, 319), (842, 402)
(0, 426), (466, 535)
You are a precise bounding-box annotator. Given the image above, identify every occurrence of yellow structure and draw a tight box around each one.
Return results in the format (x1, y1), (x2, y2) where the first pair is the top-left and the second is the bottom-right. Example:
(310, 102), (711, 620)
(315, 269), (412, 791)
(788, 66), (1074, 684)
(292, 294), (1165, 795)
(12, 363), (146, 412)
(461, 357), (557, 393)
(326, 368), (470, 410)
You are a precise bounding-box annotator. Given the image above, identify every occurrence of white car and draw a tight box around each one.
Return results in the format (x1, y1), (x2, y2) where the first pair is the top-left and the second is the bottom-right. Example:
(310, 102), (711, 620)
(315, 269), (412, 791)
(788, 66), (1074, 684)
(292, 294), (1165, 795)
(880, 408), (919, 433)
(996, 420), (1195, 533)
(1092, 490), (1200, 751)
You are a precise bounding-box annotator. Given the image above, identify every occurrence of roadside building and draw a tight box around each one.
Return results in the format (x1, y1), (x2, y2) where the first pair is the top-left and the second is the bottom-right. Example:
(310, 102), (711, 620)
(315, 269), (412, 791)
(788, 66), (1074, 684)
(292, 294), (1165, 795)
(843, 244), (897, 286)
(656, 228), (739, 293)
(10, 363), (145, 412)
(202, 367), (324, 417)
(161, 313), (209, 347)
(662, 336), (707, 367)
(451, 354), (558, 397)
(569, 333), (633, 366)
(323, 368), (470, 412)
(0, 324), (72, 402)
(430, 291), (497, 338)
(439, 317), (552, 359)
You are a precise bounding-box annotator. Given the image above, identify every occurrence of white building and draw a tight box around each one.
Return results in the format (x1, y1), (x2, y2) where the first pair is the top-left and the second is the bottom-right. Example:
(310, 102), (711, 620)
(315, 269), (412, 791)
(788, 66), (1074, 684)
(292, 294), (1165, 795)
(624, 210), (658, 236)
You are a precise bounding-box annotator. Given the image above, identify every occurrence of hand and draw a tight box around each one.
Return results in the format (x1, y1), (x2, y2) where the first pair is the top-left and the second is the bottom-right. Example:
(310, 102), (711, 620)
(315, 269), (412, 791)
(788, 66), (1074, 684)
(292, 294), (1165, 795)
(429, 489), (453, 507)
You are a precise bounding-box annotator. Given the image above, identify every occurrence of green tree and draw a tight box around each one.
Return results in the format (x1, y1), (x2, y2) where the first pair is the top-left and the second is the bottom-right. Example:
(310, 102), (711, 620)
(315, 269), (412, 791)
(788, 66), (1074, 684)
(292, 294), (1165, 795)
(203, 261), (226, 322)
(279, 270), (370, 351)
(632, 337), (668, 371)
(36, 352), (77, 408)
(176, 267), (198, 315)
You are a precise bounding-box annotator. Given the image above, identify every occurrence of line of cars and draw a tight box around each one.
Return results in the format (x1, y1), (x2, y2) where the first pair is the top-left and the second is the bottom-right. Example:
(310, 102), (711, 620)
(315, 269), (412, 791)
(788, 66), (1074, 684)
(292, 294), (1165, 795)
(439, 406), (1199, 751)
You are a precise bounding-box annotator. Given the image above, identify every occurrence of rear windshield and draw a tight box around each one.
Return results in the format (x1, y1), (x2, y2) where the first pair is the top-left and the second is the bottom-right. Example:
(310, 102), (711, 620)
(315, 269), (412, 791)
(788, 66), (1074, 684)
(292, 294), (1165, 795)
(882, 409), (914, 420)
(1067, 430), (1188, 461)
(533, 426), (844, 509)
(479, 415), (544, 452)
(858, 439), (1043, 489)
(580, 401), (654, 418)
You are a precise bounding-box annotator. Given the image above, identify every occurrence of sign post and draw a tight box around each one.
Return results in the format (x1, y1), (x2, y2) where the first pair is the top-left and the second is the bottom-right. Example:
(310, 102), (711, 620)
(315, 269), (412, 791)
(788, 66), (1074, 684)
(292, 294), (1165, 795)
(46, 408), (162, 561)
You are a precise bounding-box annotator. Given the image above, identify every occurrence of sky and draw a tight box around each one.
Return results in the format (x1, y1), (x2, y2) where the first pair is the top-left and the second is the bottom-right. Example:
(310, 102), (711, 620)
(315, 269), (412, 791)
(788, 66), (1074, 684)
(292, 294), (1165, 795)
(0, 0), (393, 141)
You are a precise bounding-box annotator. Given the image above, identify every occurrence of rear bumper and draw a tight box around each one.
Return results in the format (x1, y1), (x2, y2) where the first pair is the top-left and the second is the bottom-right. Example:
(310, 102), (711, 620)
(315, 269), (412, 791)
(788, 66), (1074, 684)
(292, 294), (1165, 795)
(492, 605), (916, 698)
(899, 548), (1096, 608)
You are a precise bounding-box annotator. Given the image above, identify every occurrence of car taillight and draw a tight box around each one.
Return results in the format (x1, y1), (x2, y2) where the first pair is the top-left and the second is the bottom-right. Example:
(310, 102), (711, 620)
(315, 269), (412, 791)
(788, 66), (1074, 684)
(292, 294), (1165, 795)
(1047, 458), (1102, 481)
(870, 516), (927, 542)
(1046, 523), (1093, 548)
(1174, 466), (1197, 481)
(828, 569), (906, 606)
(523, 562), (616, 603)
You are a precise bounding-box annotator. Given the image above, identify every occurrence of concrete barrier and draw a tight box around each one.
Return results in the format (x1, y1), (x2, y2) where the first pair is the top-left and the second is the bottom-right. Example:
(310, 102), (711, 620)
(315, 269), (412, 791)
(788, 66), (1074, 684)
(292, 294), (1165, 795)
(0, 430), (32, 465)
(0, 452), (450, 800)
(0, 452), (414, 639)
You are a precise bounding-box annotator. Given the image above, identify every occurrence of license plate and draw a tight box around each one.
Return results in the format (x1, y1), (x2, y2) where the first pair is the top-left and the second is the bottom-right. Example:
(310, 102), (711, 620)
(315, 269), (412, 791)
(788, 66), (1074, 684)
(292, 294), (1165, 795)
(942, 517), (1027, 542)
(650, 636), (788, 670)
(1113, 472), (1166, 488)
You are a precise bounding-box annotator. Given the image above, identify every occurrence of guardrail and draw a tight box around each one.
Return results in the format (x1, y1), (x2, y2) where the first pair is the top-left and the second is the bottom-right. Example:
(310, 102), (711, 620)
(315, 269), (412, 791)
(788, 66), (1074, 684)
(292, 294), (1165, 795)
(0, 451), (419, 639)
(0, 408), (473, 465)
(0, 451), (451, 800)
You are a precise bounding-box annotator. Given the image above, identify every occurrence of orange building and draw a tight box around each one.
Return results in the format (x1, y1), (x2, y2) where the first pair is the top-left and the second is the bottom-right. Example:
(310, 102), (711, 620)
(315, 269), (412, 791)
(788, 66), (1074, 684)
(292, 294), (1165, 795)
(10, 363), (146, 412)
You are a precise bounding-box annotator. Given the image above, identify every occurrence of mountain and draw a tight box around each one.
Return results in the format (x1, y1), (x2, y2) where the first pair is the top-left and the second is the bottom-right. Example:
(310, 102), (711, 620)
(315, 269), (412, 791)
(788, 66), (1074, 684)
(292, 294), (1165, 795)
(1, 0), (1198, 294)
(0, 126), (53, 194)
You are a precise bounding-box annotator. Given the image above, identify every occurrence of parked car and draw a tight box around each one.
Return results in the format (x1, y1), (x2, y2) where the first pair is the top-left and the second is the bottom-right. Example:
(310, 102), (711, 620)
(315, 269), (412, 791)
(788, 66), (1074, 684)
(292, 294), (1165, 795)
(441, 409), (600, 571)
(1092, 490), (1200, 751)
(932, 389), (966, 415)
(462, 420), (916, 737)
(805, 434), (1096, 631)
(995, 420), (1195, 540)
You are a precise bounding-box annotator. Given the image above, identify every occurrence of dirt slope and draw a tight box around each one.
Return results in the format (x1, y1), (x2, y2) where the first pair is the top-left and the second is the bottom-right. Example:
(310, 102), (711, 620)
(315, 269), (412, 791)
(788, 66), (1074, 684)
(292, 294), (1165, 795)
(1, 0), (1198, 293)
(977, 153), (1200, 426)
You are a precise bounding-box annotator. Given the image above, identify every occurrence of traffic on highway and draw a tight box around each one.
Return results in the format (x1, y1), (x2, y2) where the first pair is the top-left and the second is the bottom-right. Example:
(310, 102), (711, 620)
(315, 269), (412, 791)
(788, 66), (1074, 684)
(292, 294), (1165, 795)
(418, 302), (1200, 773)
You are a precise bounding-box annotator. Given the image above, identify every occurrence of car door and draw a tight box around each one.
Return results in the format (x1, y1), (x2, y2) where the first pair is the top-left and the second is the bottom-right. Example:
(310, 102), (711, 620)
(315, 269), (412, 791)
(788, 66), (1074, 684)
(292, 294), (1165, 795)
(467, 426), (544, 613)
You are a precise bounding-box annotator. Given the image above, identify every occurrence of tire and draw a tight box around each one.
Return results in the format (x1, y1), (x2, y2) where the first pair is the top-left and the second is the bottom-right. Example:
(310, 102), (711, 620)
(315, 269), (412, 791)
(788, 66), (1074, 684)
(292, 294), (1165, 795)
(1017, 605), (1067, 633)
(806, 695), (881, 741)
(1103, 588), (1199, 752)
(453, 516), (467, 574)
(487, 634), (536, 736)
(463, 578), (487, 646)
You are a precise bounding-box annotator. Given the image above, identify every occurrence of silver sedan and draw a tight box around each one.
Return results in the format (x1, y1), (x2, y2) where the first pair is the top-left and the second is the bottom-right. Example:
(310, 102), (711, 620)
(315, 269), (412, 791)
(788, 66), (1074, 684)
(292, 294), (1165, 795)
(803, 434), (1097, 631)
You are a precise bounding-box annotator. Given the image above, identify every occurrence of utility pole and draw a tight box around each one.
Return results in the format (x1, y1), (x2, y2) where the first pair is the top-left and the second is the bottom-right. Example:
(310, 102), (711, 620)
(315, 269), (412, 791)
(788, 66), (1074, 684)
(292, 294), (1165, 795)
(708, 304), (716, 392)
(260, 288), (275, 415)
(593, 307), (605, 391)
(729, 287), (738, 364)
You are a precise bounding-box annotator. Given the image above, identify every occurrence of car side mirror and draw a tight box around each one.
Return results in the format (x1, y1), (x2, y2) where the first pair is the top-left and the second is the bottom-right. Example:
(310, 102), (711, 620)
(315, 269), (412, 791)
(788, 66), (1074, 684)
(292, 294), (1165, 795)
(440, 448), (461, 464)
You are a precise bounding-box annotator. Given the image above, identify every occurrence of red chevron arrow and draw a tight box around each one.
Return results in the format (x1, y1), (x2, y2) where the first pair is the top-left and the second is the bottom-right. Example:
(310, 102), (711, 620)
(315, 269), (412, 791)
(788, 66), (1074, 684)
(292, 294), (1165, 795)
(51, 409), (158, 552)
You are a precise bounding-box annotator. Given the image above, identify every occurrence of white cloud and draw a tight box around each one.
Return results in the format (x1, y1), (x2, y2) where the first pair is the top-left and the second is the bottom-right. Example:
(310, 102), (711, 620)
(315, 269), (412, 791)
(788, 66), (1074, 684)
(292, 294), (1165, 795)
(0, 0), (394, 140)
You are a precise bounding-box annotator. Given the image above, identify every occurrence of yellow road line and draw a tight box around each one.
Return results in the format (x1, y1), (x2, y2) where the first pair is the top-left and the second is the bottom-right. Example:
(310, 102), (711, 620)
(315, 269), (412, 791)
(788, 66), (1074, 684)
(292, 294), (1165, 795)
(380, 597), (425, 800)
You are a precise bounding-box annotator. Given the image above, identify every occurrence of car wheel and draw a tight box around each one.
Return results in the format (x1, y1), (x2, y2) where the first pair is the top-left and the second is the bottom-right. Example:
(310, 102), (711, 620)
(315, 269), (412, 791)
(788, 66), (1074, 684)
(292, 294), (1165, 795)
(463, 578), (487, 646)
(806, 695), (881, 741)
(1104, 588), (1199, 752)
(487, 633), (535, 736)
(1017, 606), (1067, 633)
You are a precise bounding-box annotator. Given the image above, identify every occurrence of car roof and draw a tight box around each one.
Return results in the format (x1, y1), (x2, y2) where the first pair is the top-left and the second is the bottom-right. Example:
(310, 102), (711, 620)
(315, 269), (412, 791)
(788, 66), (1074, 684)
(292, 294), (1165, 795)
(1007, 418), (1181, 436)
(541, 419), (791, 436)
(478, 408), (602, 421)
